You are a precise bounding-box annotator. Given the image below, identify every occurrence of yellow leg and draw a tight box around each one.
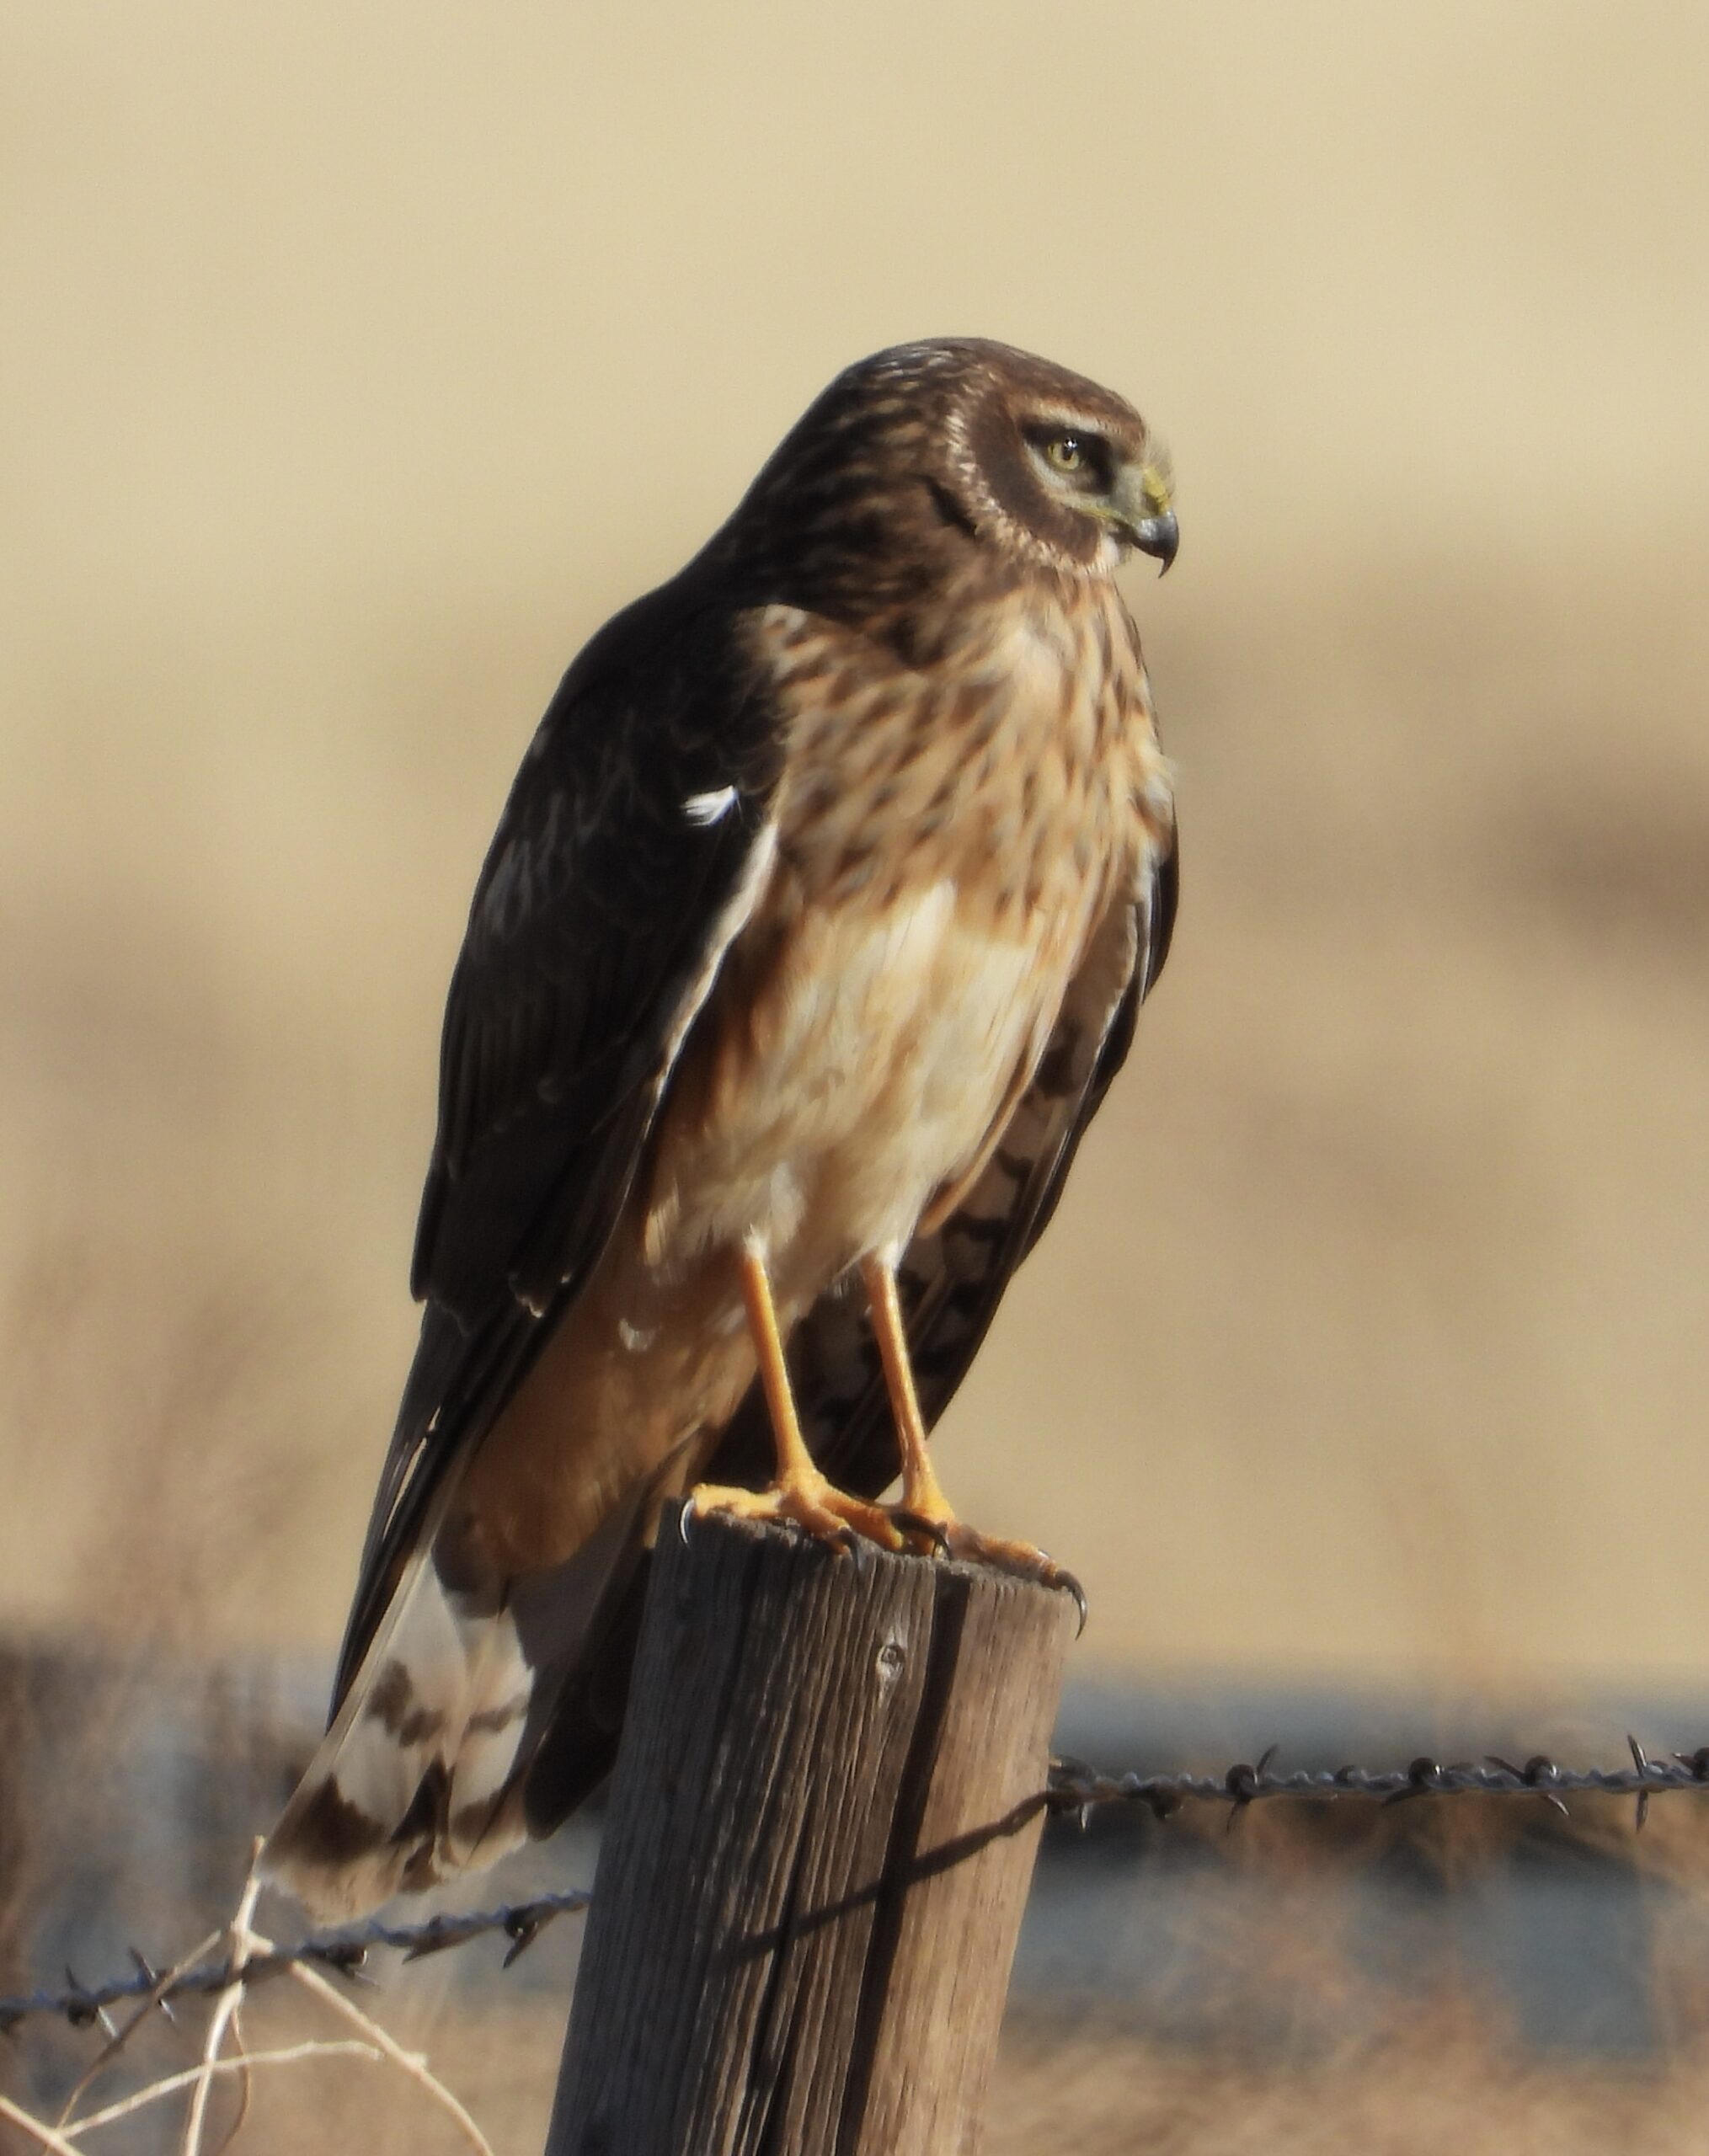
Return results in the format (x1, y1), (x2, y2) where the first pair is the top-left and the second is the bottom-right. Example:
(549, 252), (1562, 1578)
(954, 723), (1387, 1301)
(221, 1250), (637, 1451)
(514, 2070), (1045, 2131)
(859, 1252), (1087, 1627)
(692, 1241), (904, 1550)
(860, 1254), (951, 1524)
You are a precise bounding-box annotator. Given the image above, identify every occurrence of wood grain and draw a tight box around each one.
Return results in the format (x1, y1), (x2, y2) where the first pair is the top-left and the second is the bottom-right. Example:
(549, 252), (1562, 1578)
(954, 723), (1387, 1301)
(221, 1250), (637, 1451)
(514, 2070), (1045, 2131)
(545, 1505), (1073, 2156)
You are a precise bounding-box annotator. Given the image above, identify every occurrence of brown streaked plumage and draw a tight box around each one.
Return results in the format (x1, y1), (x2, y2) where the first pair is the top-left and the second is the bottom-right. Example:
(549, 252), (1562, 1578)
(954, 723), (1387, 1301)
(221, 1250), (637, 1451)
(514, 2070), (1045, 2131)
(265, 338), (1180, 1917)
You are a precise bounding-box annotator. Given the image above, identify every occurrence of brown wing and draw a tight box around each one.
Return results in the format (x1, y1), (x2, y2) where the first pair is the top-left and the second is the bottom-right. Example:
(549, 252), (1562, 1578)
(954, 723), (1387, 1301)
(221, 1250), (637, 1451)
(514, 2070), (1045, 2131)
(330, 574), (789, 1712)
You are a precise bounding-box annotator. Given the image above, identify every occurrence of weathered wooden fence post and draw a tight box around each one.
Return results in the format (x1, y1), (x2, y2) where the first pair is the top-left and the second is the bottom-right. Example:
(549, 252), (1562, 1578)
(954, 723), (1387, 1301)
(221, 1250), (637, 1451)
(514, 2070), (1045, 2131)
(545, 1504), (1073, 2156)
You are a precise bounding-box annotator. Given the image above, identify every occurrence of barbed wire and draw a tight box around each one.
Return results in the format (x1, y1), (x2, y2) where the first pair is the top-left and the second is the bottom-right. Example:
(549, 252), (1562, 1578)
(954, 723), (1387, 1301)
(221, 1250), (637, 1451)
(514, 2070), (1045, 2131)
(0, 1887), (595, 2039)
(5, 1737), (1706, 2037)
(1044, 1734), (1709, 1825)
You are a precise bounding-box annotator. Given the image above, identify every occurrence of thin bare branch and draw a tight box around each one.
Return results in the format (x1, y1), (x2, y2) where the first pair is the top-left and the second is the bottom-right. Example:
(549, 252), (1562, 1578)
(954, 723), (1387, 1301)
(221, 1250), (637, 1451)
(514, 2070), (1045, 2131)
(56, 1932), (222, 2131)
(65, 2041), (382, 2137)
(178, 1842), (265, 2156)
(286, 1960), (498, 2156)
(0, 2091), (84, 2156)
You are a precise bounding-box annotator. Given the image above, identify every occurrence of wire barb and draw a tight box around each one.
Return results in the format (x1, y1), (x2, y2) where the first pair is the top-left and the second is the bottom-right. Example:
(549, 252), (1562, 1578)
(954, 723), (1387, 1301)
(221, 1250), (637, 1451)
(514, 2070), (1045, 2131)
(1041, 1741), (1709, 1820)
(0, 1887), (594, 2035)
(7, 1737), (1709, 2036)
(1628, 1734), (1652, 1831)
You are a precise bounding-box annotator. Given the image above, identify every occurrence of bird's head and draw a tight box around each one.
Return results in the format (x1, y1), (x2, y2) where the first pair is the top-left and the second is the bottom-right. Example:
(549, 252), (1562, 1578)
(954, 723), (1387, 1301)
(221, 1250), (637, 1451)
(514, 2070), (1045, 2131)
(922, 339), (1178, 576)
(729, 338), (1176, 600)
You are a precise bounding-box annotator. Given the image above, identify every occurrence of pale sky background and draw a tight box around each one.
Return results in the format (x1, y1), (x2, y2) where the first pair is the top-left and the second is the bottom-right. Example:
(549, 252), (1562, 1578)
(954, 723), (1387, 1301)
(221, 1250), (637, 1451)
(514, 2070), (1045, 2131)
(4, 1), (1708, 1690)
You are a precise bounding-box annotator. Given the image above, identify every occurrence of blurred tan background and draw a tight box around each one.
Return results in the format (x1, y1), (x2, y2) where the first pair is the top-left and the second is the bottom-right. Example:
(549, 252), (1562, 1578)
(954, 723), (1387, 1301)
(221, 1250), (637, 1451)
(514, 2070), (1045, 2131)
(4, 0), (1707, 1692)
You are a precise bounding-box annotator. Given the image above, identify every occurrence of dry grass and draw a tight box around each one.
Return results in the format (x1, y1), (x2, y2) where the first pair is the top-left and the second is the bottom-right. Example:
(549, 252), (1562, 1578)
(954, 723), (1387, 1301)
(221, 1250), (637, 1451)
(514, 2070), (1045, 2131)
(14, 1908), (1709, 2156)
(991, 2011), (1709, 2156)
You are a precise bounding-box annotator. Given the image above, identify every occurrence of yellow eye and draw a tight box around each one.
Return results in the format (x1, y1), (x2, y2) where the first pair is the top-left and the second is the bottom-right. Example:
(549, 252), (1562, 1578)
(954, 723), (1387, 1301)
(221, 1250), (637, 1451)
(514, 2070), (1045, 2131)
(1045, 434), (1086, 472)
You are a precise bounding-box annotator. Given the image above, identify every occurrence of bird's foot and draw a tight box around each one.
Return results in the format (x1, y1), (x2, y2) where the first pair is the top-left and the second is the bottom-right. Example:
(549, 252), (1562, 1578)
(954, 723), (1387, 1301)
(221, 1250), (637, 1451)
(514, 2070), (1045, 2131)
(685, 1482), (1084, 1626)
(892, 1505), (1087, 1633)
(687, 1471), (905, 1554)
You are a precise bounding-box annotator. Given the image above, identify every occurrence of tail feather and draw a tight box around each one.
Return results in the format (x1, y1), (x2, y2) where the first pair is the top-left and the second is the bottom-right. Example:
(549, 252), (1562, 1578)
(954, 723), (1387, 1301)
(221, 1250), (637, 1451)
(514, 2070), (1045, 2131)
(264, 1560), (528, 1917)
(263, 1458), (673, 1920)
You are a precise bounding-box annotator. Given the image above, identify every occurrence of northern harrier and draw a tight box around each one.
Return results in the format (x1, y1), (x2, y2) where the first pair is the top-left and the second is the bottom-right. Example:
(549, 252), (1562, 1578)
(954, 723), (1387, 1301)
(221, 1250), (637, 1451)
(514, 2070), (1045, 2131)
(267, 339), (1179, 1917)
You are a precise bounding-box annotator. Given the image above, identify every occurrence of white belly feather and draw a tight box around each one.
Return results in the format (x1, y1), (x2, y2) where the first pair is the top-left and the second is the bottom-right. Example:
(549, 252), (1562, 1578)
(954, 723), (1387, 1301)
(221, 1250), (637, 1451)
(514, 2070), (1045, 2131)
(645, 873), (1092, 1309)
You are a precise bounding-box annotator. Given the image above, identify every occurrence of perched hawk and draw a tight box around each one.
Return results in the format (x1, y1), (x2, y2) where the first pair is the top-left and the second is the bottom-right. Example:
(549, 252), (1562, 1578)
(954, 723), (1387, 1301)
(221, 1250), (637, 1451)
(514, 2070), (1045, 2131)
(266, 339), (1179, 1918)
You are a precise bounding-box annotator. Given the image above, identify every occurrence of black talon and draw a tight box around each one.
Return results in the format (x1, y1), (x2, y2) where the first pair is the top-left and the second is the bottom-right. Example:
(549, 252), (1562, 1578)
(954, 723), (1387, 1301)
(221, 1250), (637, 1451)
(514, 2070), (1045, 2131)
(890, 1508), (953, 1555)
(1055, 1568), (1089, 1638)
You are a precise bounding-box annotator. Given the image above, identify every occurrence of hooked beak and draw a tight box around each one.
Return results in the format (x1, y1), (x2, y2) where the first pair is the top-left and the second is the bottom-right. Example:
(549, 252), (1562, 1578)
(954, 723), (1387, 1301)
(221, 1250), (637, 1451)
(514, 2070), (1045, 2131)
(1127, 506), (1179, 574)
(1111, 461), (1179, 574)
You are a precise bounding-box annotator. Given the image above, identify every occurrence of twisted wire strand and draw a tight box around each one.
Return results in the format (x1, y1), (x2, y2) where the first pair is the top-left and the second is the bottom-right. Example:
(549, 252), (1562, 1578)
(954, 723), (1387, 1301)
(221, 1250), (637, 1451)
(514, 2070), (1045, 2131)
(0, 1889), (593, 2037)
(6, 1739), (1706, 2035)
(1044, 1737), (1709, 1819)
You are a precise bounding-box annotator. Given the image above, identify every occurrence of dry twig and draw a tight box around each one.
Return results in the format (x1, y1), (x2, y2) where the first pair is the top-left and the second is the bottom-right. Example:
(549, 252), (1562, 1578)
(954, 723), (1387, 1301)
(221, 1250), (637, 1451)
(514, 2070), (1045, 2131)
(2, 1837), (495, 2156)
(68, 2041), (382, 2137)
(179, 1844), (265, 2156)
(283, 1959), (498, 2156)
(0, 2090), (83, 2156)
(56, 1932), (221, 2132)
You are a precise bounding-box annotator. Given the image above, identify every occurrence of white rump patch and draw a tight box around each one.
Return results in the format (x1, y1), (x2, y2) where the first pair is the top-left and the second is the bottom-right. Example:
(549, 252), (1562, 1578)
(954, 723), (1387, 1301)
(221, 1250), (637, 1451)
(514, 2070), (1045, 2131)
(683, 786), (739, 826)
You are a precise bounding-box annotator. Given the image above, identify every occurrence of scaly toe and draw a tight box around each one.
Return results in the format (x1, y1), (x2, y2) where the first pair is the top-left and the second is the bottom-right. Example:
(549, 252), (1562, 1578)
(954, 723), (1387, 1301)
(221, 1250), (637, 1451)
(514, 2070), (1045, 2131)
(937, 1523), (1088, 1634)
(690, 1478), (905, 1555)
